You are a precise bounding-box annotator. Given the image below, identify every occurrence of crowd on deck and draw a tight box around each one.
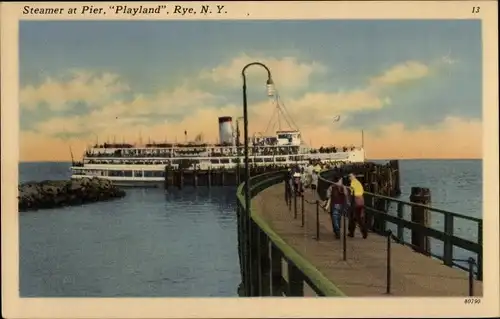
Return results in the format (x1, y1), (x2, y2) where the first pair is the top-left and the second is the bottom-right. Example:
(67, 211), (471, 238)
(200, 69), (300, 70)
(84, 145), (359, 159)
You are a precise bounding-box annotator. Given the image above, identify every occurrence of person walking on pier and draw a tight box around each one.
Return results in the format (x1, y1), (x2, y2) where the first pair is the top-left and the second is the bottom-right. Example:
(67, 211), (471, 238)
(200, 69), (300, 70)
(284, 169), (292, 205)
(292, 171), (303, 196)
(311, 168), (319, 191)
(347, 173), (368, 239)
(328, 176), (348, 239)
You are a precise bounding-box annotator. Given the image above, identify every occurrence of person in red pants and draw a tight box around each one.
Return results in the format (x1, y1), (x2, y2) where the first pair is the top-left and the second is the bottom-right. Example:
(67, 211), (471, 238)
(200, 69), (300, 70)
(346, 173), (368, 239)
(324, 175), (349, 239)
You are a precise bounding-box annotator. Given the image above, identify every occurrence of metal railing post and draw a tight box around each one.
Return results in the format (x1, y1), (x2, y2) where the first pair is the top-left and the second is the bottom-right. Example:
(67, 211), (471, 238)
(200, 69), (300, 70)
(396, 202), (404, 242)
(443, 213), (454, 266)
(270, 243), (283, 296)
(342, 206), (347, 261)
(287, 263), (305, 296)
(386, 230), (392, 294)
(477, 221), (483, 281)
(315, 200), (320, 240)
(294, 194), (298, 219)
(468, 257), (475, 296)
(301, 195), (305, 227)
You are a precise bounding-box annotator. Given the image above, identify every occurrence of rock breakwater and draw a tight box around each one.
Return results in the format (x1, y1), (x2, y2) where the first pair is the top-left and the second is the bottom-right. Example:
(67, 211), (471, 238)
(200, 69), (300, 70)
(18, 177), (126, 212)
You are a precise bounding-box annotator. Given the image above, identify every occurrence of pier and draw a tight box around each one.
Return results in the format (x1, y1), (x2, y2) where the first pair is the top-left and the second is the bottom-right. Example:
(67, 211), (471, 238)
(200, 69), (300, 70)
(236, 168), (483, 297)
(163, 166), (284, 188)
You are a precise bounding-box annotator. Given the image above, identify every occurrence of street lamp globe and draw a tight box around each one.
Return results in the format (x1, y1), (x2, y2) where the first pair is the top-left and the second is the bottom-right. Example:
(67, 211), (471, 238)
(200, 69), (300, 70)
(266, 78), (276, 97)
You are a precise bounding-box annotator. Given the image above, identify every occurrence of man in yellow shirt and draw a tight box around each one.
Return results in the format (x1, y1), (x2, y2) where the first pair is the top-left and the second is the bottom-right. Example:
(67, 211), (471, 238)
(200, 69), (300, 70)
(347, 173), (368, 239)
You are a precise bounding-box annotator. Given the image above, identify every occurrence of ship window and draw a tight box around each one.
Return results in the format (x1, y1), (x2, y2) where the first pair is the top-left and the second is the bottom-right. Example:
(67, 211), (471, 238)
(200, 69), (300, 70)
(123, 170), (132, 177)
(254, 158), (263, 163)
(210, 159), (219, 164)
(153, 171), (165, 178)
(264, 157), (273, 163)
(231, 158), (241, 164)
(134, 170), (143, 178)
(109, 170), (120, 177)
(220, 158), (230, 164)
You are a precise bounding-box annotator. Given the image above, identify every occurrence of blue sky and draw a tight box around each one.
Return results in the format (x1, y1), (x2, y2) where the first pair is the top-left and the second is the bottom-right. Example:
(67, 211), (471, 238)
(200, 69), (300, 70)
(19, 20), (483, 160)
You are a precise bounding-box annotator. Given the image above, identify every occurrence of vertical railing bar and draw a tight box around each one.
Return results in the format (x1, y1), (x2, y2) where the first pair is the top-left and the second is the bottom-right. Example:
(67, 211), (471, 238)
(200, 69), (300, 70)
(397, 202), (404, 242)
(270, 243), (282, 296)
(248, 217), (255, 296)
(294, 194), (298, 219)
(257, 227), (263, 296)
(477, 220), (483, 280)
(386, 230), (392, 294)
(468, 257), (475, 296)
(301, 195), (305, 227)
(343, 205), (347, 261)
(287, 263), (304, 296)
(243, 197), (250, 296)
(443, 213), (454, 266)
(315, 200), (320, 240)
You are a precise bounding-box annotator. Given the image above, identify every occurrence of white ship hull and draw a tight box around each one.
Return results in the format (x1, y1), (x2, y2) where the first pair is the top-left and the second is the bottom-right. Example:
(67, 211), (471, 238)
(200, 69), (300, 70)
(70, 149), (365, 187)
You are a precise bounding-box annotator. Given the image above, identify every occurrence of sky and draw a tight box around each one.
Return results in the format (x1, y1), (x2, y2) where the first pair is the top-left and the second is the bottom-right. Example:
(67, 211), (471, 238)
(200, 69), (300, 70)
(19, 20), (482, 161)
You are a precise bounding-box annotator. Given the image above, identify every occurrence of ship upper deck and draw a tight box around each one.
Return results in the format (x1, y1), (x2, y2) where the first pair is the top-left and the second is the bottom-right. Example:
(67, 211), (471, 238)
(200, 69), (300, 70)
(83, 144), (361, 159)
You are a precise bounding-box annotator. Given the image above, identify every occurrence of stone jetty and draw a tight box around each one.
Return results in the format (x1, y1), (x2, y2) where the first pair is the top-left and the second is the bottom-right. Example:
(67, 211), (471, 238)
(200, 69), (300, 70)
(18, 177), (126, 212)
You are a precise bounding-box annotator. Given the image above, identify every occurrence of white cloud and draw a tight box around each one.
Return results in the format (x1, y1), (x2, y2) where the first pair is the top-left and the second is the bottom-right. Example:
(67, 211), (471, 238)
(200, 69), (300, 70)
(23, 56), (440, 143)
(254, 89), (389, 129)
(125, 85), (218, 116)
(369, 61), (430, 88)
(34, 116), (88, 136)
(198, 54), (327, 90)
(20, 70), (130, 111)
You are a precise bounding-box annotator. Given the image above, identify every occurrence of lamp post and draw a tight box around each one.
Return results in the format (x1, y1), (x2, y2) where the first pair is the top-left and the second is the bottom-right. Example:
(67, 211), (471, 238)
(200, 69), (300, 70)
(241, 62), (275, 296)
(241, 62), (275, 215)
(235, 116), (243, 184)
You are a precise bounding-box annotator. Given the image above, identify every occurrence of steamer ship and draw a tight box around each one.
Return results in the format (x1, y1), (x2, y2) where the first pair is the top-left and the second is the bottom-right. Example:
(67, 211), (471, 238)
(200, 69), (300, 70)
(70, 91), (365, 187)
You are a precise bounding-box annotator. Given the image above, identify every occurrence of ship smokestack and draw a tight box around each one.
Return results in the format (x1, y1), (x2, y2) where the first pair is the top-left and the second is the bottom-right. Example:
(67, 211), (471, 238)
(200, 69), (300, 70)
(218, 116), (233, 145)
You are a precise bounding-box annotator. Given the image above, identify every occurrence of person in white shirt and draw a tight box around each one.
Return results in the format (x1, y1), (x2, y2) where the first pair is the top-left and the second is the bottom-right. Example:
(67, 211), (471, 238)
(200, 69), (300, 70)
(293, 171), (303, 195)
(310, 171), (319, 191)
(300, 167), (309, 188)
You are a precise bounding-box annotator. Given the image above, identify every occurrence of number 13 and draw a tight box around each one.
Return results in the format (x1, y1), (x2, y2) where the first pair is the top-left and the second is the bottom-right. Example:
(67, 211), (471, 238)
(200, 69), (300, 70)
(472, 6), (480, 13)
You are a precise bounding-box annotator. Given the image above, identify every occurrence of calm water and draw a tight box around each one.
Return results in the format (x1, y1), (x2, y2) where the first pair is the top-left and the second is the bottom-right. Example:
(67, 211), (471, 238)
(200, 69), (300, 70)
(19, 159), (482, 297)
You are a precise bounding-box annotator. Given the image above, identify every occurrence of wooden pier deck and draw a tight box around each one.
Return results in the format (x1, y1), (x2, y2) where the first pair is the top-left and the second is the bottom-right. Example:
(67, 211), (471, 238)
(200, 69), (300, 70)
(252, 183), (483, 297)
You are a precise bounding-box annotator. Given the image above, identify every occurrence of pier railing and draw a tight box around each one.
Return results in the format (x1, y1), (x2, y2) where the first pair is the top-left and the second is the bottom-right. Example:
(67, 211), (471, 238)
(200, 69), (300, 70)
(236, 170), (345, 297)
(318, 169), (483, 280)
